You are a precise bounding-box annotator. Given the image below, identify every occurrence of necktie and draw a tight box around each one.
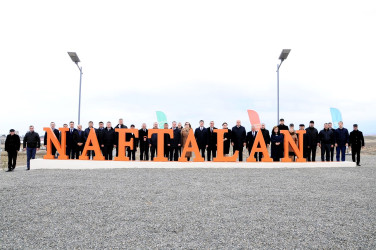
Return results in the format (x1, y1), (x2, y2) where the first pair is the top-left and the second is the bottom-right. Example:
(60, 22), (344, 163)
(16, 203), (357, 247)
(200, 127), (203, 131)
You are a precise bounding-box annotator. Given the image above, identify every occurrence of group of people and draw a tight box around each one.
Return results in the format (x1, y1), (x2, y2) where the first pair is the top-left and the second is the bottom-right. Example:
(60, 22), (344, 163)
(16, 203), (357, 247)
(3, 118), (365, 171)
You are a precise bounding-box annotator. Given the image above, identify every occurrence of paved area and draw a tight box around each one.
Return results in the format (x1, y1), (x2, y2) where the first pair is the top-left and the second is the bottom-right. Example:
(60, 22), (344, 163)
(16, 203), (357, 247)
(1, 156), (375, 249)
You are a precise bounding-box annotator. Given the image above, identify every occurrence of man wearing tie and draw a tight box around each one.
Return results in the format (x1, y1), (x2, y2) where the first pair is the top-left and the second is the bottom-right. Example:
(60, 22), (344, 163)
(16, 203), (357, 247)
(102, 122), (116, 160)
(170, 121), (181, 161)
(96, 122), (105, 156)
(139, 123), (149, 161)
(84, 121), (95, 159)
(73, 124), (86, 159)
(163, 123), (171, 159)
(194, 120), (208, 158)
(207, 121), (217, 161)
(66, 121), (78, 159)
(246, 125), (260, 161)
(231, 120), (247, 161)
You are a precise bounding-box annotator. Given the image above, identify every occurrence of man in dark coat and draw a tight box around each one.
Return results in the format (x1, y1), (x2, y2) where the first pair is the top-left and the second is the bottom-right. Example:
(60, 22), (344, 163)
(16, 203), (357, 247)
(231, 120), (247, 161)
(349, 124), (365, 166)
(163, 123), (170, 159)
(102, 122), (116, 160)
(260, 123), (271, 160)
(206, 121), (217, 161)
(277, 118), (289, 131)
(170, 121), (182, 161)
(305, 120), (319, 162)
(73, 125), (86, 159)
(246, 125), (260, 161)
(139, 123), (149, 161)
(318, 123), (334, 162)
(334, 121), (349, 162)
(44, 122), (60, 158)
(5, 129), (21, 172)
(194, 120), (208, 158)
(66, 121), (78, 159)
(149, 122), (159, 161)
(126, 124), (138, 161)
(328, 122), (335, 161)
(96, 121), (105, 156)
(298, 124), (309, 159)
(84, 121), (95, 159)
(23, 125), (40, 170)
(114, 118), (128, 157)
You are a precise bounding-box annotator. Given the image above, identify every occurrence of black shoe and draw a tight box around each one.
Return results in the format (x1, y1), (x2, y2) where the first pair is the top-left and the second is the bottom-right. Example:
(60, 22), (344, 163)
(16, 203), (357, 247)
(357, 164), (361, 166)
(26, 169), (30, 171)
(6, 169), (12, 172)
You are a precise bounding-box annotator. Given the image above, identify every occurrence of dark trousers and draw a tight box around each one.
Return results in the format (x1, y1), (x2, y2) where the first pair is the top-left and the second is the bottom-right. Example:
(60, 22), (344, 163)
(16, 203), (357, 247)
(248, 150), (261, 161)
(207, 146), (217, 161)
(330, 146), (334, 161)
(321, 144), (331, 161)
(103, 145), (113, 160)
(170, 147), (179, 161)
(73, 146), (84, 159)
(140, 144), (149, 160)
(336, 146), (346, 161)
(7, 150), (18, 170)
(307, 145), (317, 162)
(164, 146), (170, 159)
(199, 147), (206, 158)
(351, 146), (361, 165)
(87, 150), (95, 159)
(233, 147), (244, 161)
(26, 147), (36, 169)
(150, 145), (157, 161)
(127, 149), (136, 161)
(66, 146), (73, 159)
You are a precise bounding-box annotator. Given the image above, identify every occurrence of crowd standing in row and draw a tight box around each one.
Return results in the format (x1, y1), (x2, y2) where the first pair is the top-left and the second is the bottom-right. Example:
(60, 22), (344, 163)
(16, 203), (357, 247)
(4, 118), (365, 171)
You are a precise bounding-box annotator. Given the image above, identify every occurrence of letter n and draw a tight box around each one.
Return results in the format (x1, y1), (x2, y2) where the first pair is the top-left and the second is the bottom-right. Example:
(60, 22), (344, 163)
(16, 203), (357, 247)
(280, 130), (306, 162)
(43, 127), (69, 160)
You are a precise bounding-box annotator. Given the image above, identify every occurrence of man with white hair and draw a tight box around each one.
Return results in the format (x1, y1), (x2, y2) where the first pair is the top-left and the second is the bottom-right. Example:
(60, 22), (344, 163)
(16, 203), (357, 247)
(334, 121), (349, 161)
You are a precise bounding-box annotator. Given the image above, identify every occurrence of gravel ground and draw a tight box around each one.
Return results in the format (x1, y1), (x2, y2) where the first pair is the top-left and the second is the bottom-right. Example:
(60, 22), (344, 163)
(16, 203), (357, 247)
(1, 156), (376, 249)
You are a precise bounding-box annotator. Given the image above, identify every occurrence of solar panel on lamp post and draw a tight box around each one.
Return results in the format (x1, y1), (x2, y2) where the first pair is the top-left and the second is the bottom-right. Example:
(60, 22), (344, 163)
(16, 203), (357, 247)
(276, 49), (291, 125)
(67, 52), (83, 125)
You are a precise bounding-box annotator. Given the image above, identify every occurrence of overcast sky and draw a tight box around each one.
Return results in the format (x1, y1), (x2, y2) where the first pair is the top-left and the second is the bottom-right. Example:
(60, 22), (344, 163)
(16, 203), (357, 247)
(1, 0), (375, 136)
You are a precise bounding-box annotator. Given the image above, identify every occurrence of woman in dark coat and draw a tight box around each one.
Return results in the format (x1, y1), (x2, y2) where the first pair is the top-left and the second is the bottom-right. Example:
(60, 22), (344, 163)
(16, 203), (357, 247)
(222, 122), (232, 155)
(271, 126), (284, 162)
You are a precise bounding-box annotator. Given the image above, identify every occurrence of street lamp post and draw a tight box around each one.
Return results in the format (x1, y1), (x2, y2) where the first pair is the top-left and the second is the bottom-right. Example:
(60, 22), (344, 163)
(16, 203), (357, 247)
(276, 49), (291, 125)
(67, 52), (83, 124)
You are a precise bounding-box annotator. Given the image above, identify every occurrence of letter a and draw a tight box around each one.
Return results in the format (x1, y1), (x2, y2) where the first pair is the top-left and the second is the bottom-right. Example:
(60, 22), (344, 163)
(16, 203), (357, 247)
(178, 129), (204, 162)
(79, 128), (105, 160)
(246, 131), (273, 162)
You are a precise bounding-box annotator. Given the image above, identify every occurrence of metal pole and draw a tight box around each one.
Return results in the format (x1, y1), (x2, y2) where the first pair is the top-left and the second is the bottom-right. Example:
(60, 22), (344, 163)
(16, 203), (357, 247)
(277, 63), (279, 125)
(78, 65), (82, 124)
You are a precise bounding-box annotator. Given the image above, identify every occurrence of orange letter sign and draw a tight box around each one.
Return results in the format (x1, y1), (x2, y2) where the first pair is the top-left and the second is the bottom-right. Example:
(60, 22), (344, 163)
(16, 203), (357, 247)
(114, 128), (139, 161)
(43, 127), (69, 160)
(178, 129), (204, 162)
(280, 130), (306, 162)
(79, 128), (105, 160)
(213, 129), (238, 162)
(246, 131), (273, 162)
(147, 129), (173, 161)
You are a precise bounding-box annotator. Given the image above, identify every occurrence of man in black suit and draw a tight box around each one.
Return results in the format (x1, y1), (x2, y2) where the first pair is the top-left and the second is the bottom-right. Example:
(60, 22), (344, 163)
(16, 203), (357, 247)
(231, 120), (246, 161)
(73, 125), (86, 159)
(114, 118), (128, 157)
(207, 121), (217, 161)
(139, 123), (149, 161)
(277, 118), (289, 131)
(84, 121), (95, 159)
(194, 120), (208, 158)
(126, 124), (138, 161)
(5, 129), (20, 172)
(66, 121), (78, 159)
(349, 124), (365, 166)
(299, 124), (309, 160)
(328, 122), (335, 161)
(149, 122), (159, 161)
(96, 121), (105, 156)
(246, 125), (260, 161)
(170, 121), (181, 161)
(163, 123), (171, 159)
(44, 122), (60, 158)
(260, 123), (270, 160)
(102, 121), (116, 160)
